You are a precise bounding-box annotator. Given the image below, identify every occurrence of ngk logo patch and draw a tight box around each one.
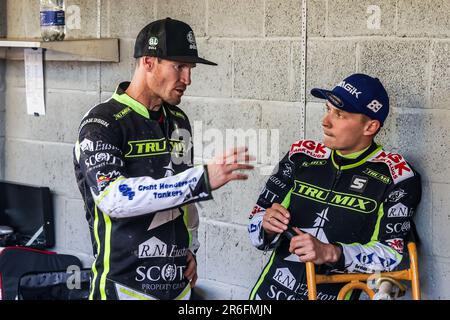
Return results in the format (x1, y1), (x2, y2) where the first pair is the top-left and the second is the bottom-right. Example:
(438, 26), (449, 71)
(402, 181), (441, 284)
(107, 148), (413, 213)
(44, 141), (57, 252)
(369, 151), (414, 184)
(289, 140), (331, 160)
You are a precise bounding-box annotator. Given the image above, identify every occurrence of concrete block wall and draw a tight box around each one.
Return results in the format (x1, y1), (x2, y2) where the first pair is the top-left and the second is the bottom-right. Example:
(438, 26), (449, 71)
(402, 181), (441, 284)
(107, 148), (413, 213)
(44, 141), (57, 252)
(303, 0), (450, 300)
(1, 0), (449, 299)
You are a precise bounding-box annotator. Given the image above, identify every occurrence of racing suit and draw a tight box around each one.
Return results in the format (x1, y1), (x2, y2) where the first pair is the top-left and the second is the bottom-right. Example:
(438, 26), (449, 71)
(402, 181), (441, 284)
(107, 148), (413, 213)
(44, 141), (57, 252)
(73, 82), (212, 300)
(248, 139), (421, 300)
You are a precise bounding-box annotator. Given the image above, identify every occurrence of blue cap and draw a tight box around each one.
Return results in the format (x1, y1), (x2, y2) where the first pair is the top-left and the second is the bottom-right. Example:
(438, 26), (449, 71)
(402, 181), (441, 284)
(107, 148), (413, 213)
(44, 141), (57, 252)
(311, 73), (389, 126)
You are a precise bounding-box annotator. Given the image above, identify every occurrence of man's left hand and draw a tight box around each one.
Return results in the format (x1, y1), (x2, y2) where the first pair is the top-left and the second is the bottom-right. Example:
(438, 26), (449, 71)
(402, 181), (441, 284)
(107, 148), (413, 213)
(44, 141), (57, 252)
(184, 250), (198, 288)
(288, 227), (341, 265)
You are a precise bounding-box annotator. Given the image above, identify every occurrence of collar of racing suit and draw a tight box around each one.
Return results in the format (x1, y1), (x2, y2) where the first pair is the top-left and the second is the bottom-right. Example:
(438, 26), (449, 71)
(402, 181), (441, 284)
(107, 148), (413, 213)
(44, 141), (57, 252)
(331, 141), (381, 170)
(336, 144), (371, 159)
(112, 82), (151, 119)
(112, 82), (169, 121)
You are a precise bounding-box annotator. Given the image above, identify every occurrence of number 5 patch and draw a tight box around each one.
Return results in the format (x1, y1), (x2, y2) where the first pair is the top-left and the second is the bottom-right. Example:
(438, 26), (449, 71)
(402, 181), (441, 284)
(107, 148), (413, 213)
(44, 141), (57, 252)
(350, 175), (369, 193)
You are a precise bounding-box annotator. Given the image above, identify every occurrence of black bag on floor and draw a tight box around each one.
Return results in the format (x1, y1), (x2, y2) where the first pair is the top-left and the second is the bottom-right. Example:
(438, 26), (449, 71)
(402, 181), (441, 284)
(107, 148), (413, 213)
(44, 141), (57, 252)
(0, 247), (83, 300)
(18, 269), (91, 300)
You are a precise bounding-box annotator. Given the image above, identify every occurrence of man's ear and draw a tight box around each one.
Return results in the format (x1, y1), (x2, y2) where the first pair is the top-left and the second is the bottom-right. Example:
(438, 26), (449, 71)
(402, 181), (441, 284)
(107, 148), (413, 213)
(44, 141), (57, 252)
(141, 56), (156, 72)
(364, 119), (381, 136)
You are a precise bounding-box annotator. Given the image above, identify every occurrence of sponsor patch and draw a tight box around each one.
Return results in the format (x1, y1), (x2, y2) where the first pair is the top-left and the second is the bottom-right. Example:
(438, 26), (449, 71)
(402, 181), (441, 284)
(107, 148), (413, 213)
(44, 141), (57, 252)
(85, 152), (124, 170)
(292, 180), (377, 214)
(114, 107), (132, 120)
(386, 221), (410, 234)
(388, 188), (407, 202)
(349, 175), (369, 193)
(289, 140), (331, 160)
(363, 168), (391, 184)
(126, 138), (186, 158)
(301, 160), (327, 167)
(385, 238), (404, 254)
(79, 117), (110, 132)
(96, 170), (121, 193)
(337, 80), (362, 98)
(387, 203), (409, 218)
(138, 236), (188, 259)
(79, 138), (94, 152)
(119, 184), (135, 200)
(282, 162), (293, 177)
(272, 268), (296, 290)
(369, 150), (414, 184)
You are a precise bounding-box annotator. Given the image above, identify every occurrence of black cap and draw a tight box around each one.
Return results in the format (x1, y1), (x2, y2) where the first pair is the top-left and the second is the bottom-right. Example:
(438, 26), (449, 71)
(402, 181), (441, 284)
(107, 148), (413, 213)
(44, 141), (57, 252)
(133, 17), (217, 66)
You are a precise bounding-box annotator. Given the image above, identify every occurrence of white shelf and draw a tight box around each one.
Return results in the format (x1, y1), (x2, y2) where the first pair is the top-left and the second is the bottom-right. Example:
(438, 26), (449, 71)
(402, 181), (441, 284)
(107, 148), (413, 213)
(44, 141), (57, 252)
(0, 38), (120, 62)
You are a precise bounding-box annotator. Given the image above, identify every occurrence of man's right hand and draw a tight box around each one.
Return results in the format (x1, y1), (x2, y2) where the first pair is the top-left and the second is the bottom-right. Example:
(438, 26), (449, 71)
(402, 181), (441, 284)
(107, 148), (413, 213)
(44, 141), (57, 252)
(207, 147), (254, 190)
(262, 203), (291, 236)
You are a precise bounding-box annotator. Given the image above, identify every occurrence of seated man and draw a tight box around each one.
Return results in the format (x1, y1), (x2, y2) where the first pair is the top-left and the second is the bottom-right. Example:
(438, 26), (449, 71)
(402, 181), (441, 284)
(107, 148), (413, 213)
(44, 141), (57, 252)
(248, 74), (422, 300)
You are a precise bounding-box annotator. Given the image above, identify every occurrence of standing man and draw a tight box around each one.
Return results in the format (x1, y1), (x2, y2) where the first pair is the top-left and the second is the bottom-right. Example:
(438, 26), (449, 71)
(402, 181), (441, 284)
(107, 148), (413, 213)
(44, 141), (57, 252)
(248, 74), (421, 300)
(74, 18), (253, 300)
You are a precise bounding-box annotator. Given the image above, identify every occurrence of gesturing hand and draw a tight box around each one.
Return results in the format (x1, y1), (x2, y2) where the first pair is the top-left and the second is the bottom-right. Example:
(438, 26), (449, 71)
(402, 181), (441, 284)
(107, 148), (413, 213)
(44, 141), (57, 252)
(207, 147), (254, 190)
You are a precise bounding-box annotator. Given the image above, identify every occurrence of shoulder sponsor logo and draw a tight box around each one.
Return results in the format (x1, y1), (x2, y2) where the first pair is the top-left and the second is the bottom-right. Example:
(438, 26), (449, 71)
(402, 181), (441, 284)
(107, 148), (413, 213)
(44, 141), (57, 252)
(114, 107), (132, 120)
(301, 160), (327, 167)
(337, 81), (362, 98)
(272, 268), (296, 290)
(138, 236), (188, 259)
(363, 168), (391, 184)
(388, 188), (407, 202)
(385, 238), (404, 254)
(386, 221), (410, 234)
(289, 140), (331, 160)
(292, 180), (377, 213)
(126, 138), (186, 158)
(369, 151), (414, 184)
(349, 175), (369, 193)
(387, 203), (409, 218)
(79, 117), (110, 132)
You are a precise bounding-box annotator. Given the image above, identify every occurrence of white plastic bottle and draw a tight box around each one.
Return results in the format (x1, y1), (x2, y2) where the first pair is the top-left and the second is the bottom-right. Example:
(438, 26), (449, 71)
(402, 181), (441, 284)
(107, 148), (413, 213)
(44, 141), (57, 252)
(40, 0), (65, 41)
